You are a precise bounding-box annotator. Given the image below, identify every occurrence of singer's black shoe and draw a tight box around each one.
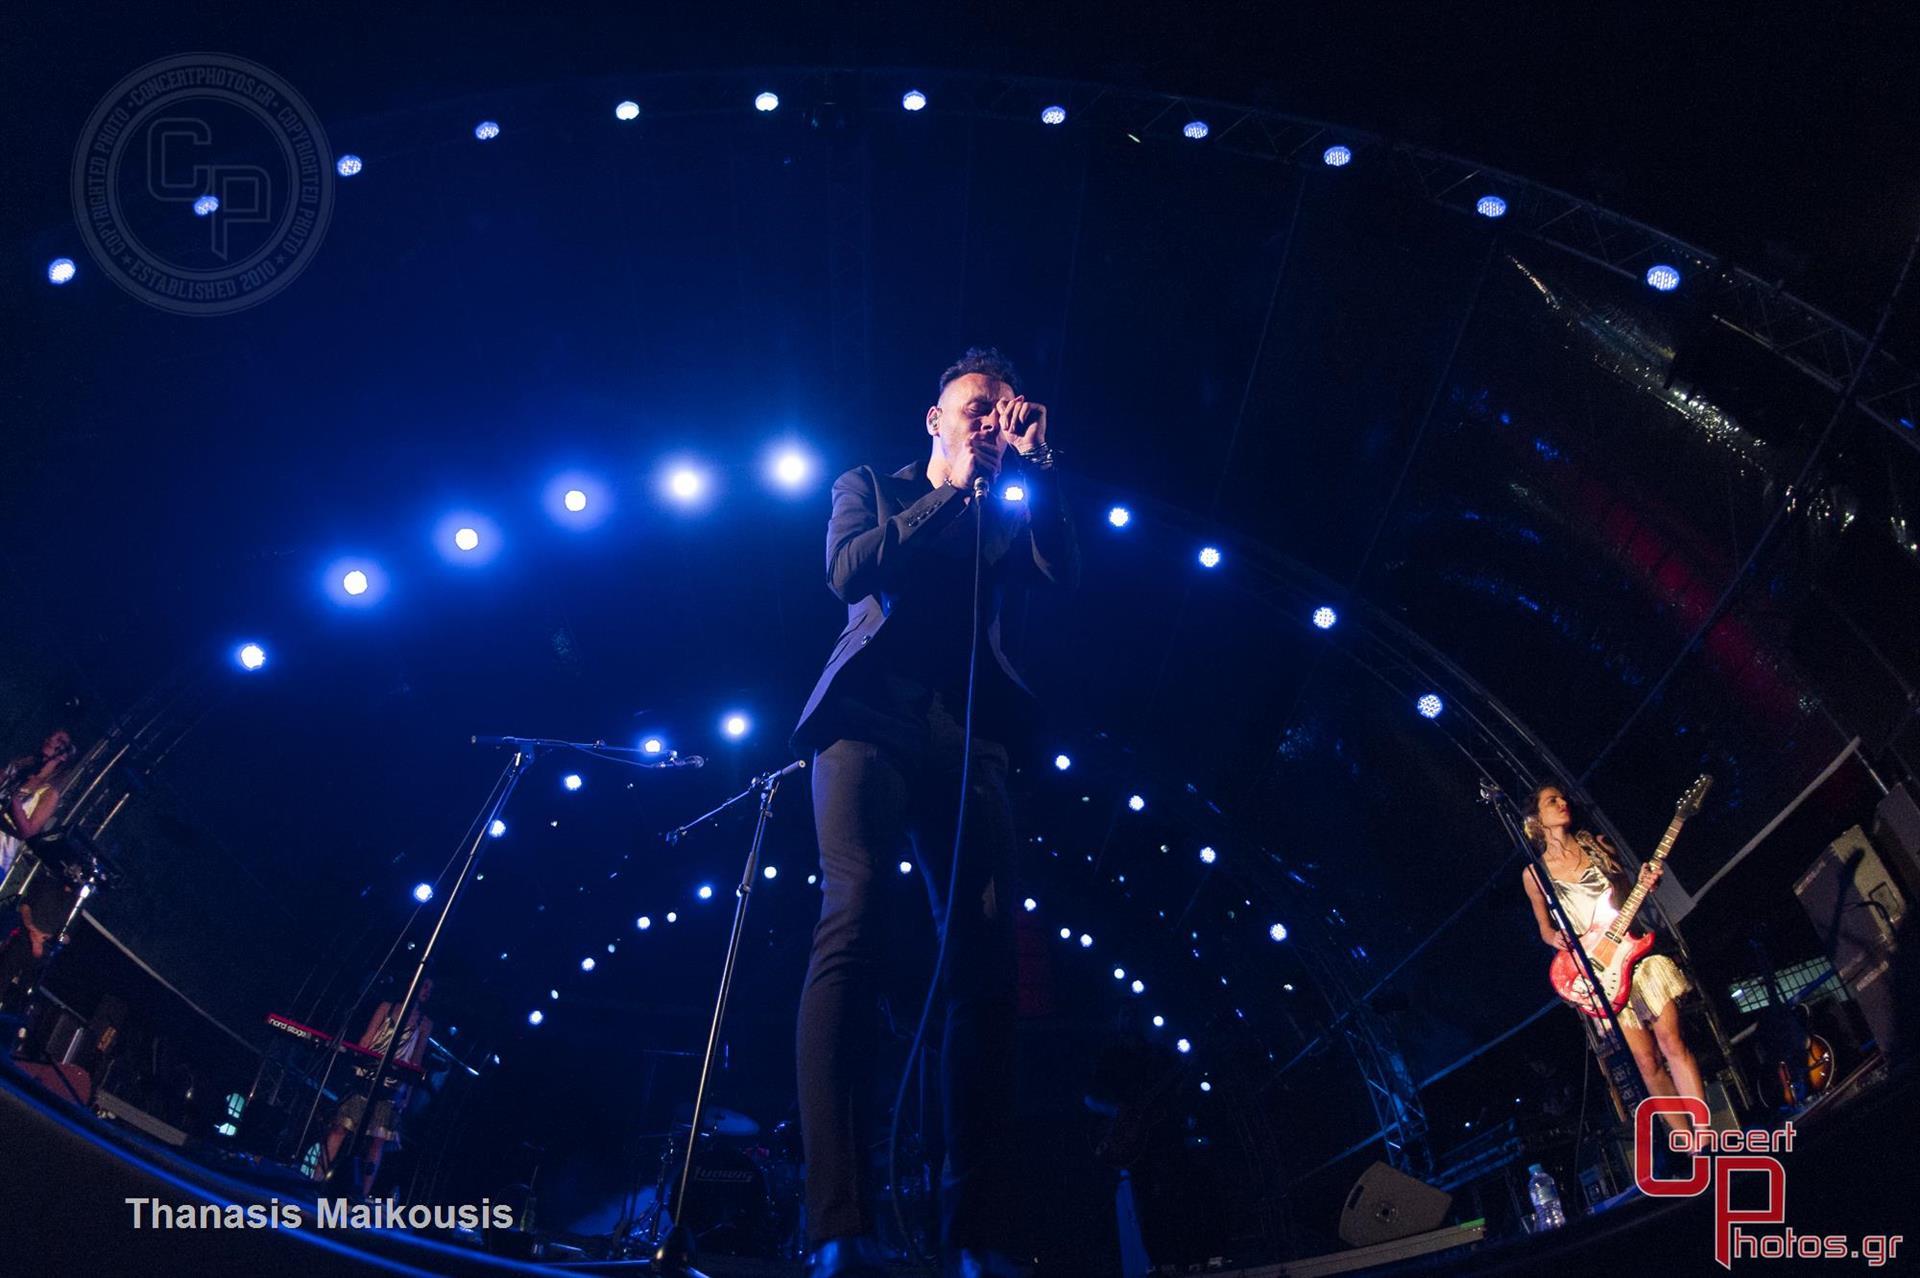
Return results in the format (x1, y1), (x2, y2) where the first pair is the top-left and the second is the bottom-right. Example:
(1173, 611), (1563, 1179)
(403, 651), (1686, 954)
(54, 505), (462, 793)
(806, 1234), (889, 1278)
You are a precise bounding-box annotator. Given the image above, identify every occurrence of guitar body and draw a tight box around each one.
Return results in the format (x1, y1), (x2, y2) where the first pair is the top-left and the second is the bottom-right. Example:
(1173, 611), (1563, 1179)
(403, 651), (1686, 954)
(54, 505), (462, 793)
(1550, 926), (1657, 1018)
(1778, 1034), (1836, 1105)
(1542, 774), (1712, 1022)
(1808, 1034), (1834, 1092)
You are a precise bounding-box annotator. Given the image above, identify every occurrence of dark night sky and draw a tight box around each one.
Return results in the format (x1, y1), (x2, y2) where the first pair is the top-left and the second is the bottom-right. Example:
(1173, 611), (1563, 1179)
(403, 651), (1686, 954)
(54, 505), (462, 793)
(7, 1), (1918, 349)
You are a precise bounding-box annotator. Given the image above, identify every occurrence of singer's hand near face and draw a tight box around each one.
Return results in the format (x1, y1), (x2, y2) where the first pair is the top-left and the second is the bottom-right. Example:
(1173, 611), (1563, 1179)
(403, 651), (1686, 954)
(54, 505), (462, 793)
(996, 395), (1047, 457)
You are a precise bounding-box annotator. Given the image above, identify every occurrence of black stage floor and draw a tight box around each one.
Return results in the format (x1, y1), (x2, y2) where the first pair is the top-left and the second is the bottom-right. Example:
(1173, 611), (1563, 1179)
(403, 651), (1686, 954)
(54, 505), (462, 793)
(3, 1051), (1914, 1276)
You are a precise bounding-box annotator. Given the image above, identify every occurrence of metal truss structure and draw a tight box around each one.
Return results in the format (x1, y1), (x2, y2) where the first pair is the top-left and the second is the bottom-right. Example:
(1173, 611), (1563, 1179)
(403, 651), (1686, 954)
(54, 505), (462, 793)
(538, 67), (1918, 452)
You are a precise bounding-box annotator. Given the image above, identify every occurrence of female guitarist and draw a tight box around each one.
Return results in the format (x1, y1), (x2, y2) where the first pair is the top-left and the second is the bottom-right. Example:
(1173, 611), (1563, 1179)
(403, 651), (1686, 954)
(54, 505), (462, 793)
(1520, 783), (1705, 1109)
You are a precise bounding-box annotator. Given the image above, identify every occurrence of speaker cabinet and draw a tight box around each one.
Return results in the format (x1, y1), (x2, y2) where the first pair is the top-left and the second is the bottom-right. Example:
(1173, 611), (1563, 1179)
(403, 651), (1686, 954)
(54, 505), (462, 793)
(1338, 1160), (1452, 1247)
(1795, 826), (1906, 1056)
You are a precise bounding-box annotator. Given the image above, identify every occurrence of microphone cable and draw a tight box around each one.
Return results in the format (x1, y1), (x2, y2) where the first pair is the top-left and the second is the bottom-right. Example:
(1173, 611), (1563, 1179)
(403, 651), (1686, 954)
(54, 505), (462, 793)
(887, 474), (989, 1259)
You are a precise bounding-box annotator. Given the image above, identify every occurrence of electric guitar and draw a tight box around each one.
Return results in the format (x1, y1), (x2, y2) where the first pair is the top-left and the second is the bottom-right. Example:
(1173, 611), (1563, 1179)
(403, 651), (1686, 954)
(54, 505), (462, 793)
(1549, 775), (1712, 1019)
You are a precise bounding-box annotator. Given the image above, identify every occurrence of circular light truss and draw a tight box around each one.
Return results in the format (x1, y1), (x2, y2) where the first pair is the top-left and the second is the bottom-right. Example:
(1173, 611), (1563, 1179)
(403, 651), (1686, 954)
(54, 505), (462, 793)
(314, 67), (1919, 450)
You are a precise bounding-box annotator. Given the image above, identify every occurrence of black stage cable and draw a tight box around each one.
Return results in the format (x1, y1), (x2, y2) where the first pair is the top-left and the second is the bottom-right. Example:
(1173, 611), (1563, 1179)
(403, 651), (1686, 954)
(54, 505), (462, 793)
(888, 479), (988, 1261)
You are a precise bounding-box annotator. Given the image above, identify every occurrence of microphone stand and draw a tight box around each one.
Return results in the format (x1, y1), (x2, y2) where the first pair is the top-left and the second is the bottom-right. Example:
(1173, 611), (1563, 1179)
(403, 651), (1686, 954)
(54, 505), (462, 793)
(333, 741), (538, 1192)
(649, 758), (807, 1277)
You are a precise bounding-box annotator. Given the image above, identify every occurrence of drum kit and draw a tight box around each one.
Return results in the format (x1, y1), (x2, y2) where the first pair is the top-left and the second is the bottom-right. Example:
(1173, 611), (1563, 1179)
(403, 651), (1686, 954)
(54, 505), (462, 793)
(623, 1102), (932, 1262)
(621, 1102), (805, 1260)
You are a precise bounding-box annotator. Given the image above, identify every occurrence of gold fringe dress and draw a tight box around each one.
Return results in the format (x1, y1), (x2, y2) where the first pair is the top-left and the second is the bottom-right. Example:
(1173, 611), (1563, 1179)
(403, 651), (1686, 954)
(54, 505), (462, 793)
(1548, 856), (1690, 1032)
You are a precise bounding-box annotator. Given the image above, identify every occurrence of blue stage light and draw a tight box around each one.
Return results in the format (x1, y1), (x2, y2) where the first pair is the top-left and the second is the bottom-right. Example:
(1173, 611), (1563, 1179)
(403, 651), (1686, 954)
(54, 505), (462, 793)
(235, 643), (267, 672)
(763, 865), (779, 880)
(1107, 506), (1131, 528)
(412, 882), (434, 903)
(1023, 898), (1037, 912)
(336, 155), (362, 177)
(545, 472), (611, 528)
(901, 89), (927, 112)
(1113, 967), (1126, 980)
(755, 91), (780, 113)
(47, 258), (77, 285)
(615, 100), (641, 121)
(1175, 1037), (1192, 1054)
(1128, 794), (1146, 812)
(1002, 483), (1026, 502)
(666, 911), (678, 923)
(474, 120), (501, 141)
(642, 737), (665, 756)
(1198, 546), (1222, 569)
(1183, 120), (1210, 140)
(1322, 145), (1352, 167)
(194, 194), (220, 217)
(1054, 754), (1072, 771)
(434, 511), (502, 566)
(1416, 693), (1445, 719)
(898, 860), (914, 876)
(1152, 1014), (1165, 1027)
(528, 1009), (544, 1026)
(637, 915), (652, 930)
(767, 444), (816, 492)
(1059, 927), (1072, 940)
(1200, 1080), (1212, 1093)
(667, 465), (707, 503)
(563, 773), (583, 792)
(580, 956), (595, 972)
(1475, 194), (1508, 219)
(1199, 846), (1217, 865)
(1312, 606), (1338, 630)
(722, 712), (750, 739)
(698, 884), (714, 900)
(1646, 264), (1682, 292)
(1131, 979), (1145, 994)
(1268, 922), (1289, 942)
(325, 558), (387, 607)
(1079, 933), (1094, 948)
(1041, 105), (1067, 125)
(489, 819), (507, 838)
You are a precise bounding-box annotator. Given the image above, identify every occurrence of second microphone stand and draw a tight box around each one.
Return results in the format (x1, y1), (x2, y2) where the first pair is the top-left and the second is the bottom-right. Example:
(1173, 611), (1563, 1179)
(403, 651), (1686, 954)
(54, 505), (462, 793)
(650, 758), (807, 1278)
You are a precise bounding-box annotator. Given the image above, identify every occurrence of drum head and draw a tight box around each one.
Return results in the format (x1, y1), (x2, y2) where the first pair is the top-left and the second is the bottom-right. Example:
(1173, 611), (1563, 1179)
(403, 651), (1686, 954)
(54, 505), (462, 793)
(665, 1144), (772, 1257)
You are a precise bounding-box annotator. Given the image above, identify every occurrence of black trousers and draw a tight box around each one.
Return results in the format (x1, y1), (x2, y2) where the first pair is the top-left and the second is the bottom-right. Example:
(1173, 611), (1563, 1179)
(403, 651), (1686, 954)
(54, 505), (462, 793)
(795, 699), (1017, 1251)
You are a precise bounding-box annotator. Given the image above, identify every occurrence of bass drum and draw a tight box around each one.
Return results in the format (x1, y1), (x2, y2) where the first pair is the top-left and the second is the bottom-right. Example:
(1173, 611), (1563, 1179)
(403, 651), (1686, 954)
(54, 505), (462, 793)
(665, 1142), (774, 1257)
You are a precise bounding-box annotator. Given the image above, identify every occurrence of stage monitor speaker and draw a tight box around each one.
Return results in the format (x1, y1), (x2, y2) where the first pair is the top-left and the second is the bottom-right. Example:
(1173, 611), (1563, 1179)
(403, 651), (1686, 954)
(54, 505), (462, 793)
(1338, 1160), (1451, 1248)
(1795, 826), (1905, 1055)
(1874, 784), (1920, 903)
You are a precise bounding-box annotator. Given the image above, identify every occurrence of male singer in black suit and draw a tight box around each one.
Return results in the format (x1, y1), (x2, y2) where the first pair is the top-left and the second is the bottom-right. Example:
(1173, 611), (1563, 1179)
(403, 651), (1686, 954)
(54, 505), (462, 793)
(790, 348), (1079, 1278)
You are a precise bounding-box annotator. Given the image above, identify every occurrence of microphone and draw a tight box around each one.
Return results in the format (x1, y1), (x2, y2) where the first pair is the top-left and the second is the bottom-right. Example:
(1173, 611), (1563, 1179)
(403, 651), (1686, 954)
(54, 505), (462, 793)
(973, 475), (992, 499)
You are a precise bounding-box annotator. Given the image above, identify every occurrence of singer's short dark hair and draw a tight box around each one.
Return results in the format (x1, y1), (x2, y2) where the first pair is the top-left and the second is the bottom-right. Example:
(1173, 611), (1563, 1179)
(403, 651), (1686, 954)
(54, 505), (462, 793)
(937, 346), (1022, 399)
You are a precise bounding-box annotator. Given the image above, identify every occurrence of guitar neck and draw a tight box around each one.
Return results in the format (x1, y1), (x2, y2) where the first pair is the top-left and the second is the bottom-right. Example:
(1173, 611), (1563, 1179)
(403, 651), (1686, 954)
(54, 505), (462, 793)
(1605, 813), (1684, 939)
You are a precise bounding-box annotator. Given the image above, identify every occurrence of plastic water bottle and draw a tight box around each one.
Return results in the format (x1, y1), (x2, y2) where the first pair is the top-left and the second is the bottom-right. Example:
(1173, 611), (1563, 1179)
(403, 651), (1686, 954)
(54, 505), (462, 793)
(1527, 1163), (1566, 1231)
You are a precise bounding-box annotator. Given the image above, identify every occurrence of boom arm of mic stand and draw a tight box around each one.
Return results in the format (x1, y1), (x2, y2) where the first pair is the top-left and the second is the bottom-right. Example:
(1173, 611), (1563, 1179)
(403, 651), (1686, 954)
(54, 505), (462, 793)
(663, 761), (807, 844)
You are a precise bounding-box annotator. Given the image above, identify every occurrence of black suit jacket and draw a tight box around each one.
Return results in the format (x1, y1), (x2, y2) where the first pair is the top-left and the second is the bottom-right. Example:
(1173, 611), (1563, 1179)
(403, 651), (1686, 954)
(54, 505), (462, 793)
(790, 459), (1080, 755)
